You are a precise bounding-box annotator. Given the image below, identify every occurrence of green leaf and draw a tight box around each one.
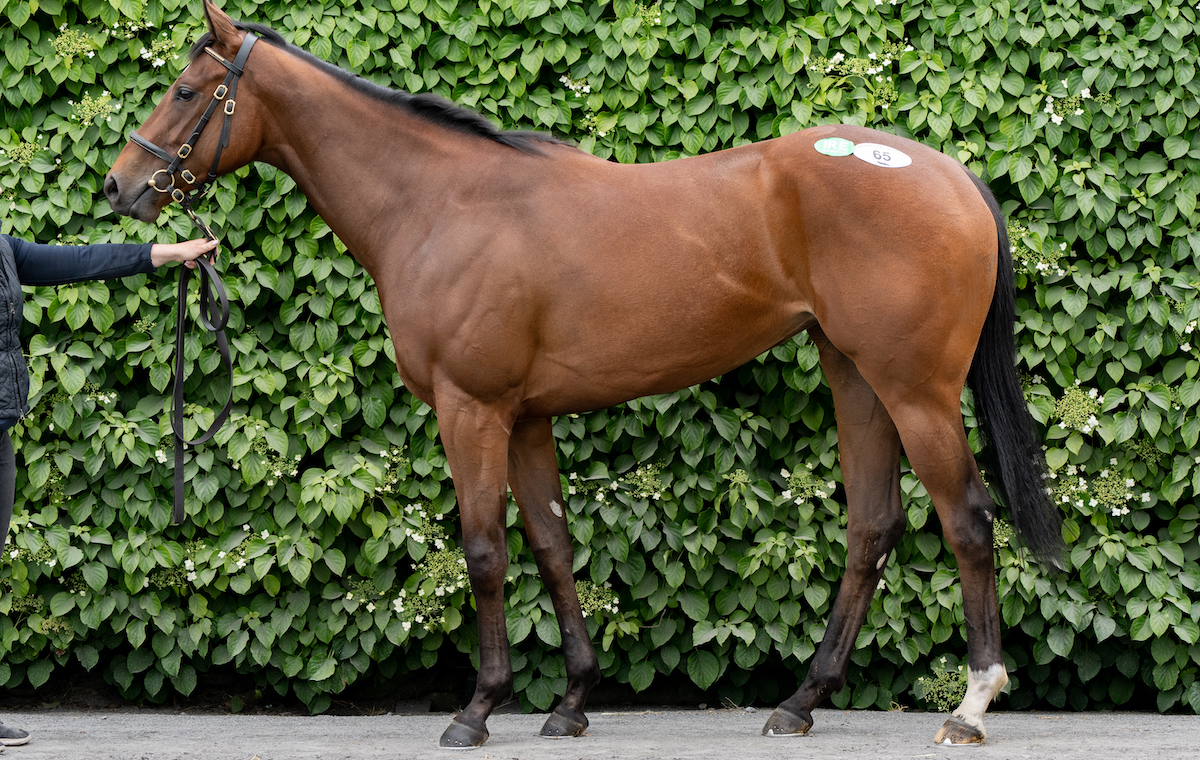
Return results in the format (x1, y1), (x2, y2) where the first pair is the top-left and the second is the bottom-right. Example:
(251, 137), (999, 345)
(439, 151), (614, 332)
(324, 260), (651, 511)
(686, 650), (720, 690)
(1047, 625), (1074, 658)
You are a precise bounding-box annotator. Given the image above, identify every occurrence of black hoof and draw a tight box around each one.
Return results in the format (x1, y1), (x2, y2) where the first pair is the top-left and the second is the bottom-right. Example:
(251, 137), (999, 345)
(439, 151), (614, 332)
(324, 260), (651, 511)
(934, 715), (985, 745)
(439, 718), (488, 749)
(540, 707), (588, 738)
(762, 707), (813, 737)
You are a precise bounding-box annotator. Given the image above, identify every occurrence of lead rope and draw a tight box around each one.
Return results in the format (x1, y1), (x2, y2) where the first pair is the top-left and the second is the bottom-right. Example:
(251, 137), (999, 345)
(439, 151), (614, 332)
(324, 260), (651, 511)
(170, 197), (233, 525)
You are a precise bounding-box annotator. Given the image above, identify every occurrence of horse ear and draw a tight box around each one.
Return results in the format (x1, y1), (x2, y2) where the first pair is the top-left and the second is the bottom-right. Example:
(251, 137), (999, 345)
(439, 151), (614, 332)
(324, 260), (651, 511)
(202, 0), (240, 50)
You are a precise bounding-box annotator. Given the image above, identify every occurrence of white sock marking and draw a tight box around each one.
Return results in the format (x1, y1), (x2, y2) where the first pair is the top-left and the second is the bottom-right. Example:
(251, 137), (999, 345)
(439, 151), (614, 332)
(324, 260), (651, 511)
(952, 663), (1008, 737)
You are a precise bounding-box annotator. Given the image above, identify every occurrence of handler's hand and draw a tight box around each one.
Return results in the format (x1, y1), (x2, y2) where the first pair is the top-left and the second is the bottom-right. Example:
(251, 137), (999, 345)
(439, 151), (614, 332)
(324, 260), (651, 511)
(150, 238), (220, 268)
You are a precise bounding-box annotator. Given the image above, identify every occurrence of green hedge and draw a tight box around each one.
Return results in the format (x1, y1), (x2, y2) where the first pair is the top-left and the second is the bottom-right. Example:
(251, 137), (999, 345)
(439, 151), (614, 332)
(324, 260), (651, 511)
(1, 0), (1199, 716)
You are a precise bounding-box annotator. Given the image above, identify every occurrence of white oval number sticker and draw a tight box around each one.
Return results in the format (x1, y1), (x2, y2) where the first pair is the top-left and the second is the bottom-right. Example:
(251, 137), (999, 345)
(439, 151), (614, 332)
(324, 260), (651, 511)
(853, 142), (911, 168)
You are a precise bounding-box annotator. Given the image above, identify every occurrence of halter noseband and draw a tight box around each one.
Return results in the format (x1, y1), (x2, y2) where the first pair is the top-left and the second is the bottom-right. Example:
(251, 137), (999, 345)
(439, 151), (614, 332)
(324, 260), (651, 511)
(130, 32), (258, 215)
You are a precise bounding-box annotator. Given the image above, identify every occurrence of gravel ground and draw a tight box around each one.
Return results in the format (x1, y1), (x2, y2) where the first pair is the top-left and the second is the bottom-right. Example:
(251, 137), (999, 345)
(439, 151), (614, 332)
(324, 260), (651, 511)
(1, 706), (1198, 760)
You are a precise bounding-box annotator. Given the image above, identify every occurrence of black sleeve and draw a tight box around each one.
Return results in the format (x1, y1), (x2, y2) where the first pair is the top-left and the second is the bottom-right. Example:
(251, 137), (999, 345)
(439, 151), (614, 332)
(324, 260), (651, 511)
(7, 236), (155, 286)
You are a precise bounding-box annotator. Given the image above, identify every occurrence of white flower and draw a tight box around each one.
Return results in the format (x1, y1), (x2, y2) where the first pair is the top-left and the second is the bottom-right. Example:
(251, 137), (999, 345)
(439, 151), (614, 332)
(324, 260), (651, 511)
(243, 524), (251, 531)
(261, 530), (269, 540)
(782, 490), (792, 499)
(236, 559), (246, 569)
(1141, 493), (1151, 503)
(366, 602), (376, 612)
(1125, 479), (1135, 488)
(187, 572), (197, 582)
(780, 469), (790, 478)
(184, 559), (194, 571)
(218, 551), (226, 559)
(48, 558), (57, 567)
(402, 621), (411, 631)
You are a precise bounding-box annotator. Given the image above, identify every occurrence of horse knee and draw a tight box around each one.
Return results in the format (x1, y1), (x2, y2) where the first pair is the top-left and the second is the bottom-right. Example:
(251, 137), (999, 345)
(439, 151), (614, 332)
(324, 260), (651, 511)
(463, 540), (508, 585)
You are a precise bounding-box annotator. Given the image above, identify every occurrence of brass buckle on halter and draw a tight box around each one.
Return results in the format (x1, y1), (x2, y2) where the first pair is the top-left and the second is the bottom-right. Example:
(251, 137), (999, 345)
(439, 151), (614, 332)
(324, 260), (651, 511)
(148, 168), (175, 193)
(177, 143), (192, 159)
(180, 169), (197, 185)
(213, 84), (228, 100)
(172, 188), (186, 203)
(224, 100), (236, 115)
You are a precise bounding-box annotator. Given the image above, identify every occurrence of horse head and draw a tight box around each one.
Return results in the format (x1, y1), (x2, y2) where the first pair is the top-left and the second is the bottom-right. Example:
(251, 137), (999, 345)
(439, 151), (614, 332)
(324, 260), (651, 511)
(105, 0), (265, 222)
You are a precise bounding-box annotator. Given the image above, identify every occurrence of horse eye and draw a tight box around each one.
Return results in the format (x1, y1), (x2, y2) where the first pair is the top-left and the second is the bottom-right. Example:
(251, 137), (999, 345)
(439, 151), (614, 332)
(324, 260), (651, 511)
(176, 87), (196, 102)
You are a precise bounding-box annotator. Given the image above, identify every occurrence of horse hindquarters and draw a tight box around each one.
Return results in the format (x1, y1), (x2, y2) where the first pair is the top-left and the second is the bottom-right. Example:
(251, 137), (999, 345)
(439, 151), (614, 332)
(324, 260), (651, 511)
(766, 172), (1014, 743)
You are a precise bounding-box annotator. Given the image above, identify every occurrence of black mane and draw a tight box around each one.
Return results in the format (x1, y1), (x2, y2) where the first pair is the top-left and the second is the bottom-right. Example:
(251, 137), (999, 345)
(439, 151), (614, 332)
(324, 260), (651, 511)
(190, 22), (570, 156)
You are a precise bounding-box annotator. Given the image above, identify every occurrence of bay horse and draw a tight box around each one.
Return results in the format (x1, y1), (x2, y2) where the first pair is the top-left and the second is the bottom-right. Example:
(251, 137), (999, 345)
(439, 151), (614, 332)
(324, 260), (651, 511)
(105, 0), (1063, 748)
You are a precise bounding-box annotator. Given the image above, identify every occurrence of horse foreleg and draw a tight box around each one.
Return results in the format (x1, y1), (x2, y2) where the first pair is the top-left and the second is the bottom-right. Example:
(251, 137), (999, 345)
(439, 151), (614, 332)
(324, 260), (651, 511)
(435, 392), (516, 749)
(764, 333), (905, 737)
(891, 404), (1008, 745)
(508, 417), (600, 738)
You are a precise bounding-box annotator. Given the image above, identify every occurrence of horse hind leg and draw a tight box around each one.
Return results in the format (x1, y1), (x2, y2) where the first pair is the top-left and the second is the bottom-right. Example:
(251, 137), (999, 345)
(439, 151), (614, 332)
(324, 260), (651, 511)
(886, 400), (1008, 745)
(763, 331), (906, 736)
(507, 417), (600, 738)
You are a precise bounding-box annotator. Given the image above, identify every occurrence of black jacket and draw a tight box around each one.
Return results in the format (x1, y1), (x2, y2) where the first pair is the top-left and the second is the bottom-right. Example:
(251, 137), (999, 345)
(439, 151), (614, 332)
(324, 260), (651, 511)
(0, 234), (155, 426)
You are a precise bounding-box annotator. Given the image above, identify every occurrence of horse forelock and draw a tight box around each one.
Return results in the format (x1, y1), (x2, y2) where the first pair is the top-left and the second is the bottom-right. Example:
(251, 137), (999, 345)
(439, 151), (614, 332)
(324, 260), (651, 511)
(188, 21), (569, 156)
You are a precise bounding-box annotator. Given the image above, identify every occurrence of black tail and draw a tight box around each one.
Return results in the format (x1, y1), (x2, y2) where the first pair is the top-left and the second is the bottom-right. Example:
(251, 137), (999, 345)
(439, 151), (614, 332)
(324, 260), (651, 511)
(964, 171), (1066, 571)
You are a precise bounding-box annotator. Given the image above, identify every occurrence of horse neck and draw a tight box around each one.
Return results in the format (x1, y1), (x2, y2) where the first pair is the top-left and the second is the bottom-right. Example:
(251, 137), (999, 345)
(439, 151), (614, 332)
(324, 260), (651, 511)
(250, 53), (481, 275)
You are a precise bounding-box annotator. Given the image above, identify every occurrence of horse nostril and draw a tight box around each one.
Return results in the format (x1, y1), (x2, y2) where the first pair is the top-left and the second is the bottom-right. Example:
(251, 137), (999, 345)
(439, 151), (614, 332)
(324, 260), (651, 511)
(103, 174), (120, 204)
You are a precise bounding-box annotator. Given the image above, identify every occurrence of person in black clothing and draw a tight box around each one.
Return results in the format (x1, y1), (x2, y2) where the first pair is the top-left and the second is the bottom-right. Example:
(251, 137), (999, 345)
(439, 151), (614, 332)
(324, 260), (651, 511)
(0, 232), (217, 747)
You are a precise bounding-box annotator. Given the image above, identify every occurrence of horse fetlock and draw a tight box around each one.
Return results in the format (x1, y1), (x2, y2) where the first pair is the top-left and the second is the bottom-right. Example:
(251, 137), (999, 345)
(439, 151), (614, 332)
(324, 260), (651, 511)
(954, 663), (1007, 720)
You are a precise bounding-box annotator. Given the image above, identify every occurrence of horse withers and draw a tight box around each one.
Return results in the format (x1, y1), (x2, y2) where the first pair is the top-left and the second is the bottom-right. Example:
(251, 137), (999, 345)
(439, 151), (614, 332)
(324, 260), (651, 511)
(105, 0), (1063, 747)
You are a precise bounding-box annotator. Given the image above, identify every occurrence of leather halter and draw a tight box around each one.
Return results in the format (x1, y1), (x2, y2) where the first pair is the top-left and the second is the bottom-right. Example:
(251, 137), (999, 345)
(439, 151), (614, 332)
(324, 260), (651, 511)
(130, 33), (258, 213)
(127, 33), (257, 526)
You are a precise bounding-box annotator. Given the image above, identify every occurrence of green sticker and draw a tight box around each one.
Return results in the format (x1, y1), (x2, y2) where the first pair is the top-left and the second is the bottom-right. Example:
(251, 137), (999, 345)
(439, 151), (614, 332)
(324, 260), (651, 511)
(814, 137), (855, 157)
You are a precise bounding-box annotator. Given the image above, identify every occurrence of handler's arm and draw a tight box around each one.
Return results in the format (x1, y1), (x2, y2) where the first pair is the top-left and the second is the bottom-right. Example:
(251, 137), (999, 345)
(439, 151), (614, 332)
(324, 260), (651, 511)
(10, 236), (218, 285)
(9, 236), (155, 285)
